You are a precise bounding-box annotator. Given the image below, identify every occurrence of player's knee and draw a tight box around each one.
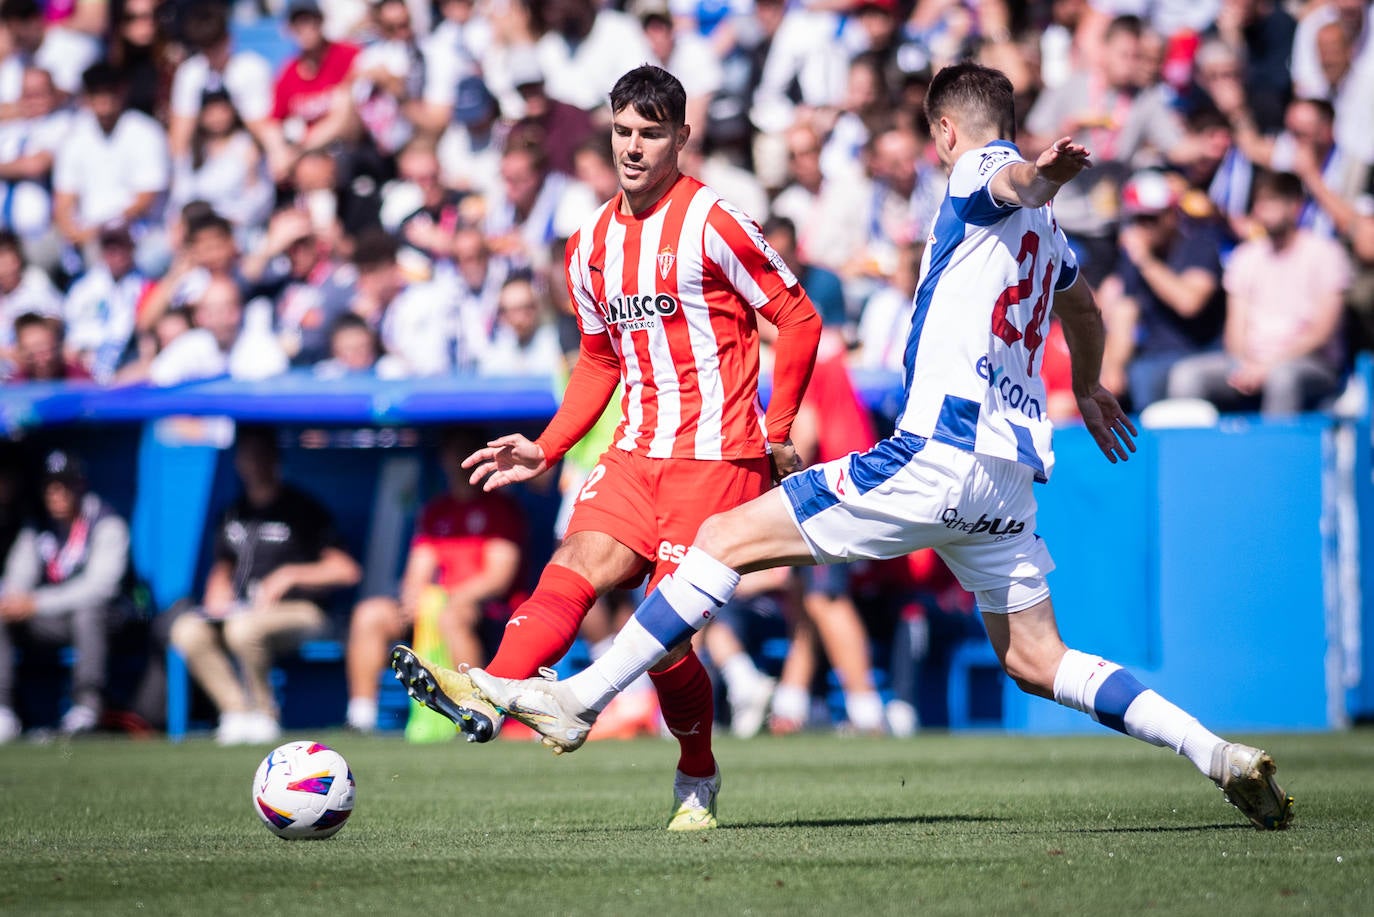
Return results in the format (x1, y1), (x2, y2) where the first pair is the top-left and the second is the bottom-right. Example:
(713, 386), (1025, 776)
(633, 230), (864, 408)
(693, 511), (744, 563)
(1000, 646), (1056, 699)
(169, 614), (212, 654)
(222, 617), (260, 654)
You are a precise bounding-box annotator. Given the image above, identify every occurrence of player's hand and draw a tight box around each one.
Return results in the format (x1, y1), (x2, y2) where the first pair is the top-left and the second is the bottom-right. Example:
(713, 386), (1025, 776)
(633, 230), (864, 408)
(768, 439), (803, 482)
(1076, 385), (1137, 464)
(0, 594), (36, 622)
(253, 568), (296, 610)
(1036, 137), (1093, 185)
(1227, 361), (1268, 395)
(462, 434), (550, 491)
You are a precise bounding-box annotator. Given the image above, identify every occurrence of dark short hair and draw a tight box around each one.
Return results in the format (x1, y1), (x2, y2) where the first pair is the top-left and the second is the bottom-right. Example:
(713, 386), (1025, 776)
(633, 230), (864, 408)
(609, 65), (686, 129)
(181, 0), (228, 50)
(14, 311), (61, 340)
(924, 61), (1016, 140)
(1291, 96), (1336, 125)
(235, 424), (280, 458)
(1104, 14), (1144, 42)
(0, 0), (40, 23)
(327, 311), (372, 339)
(82, 61), (127, 95)
(186, 211), (233, 241)
(0, 229), (22, 258)
(762, 215), (797, 244)
(352, 227), (399, 270)
(1250, 169), (1305, 203)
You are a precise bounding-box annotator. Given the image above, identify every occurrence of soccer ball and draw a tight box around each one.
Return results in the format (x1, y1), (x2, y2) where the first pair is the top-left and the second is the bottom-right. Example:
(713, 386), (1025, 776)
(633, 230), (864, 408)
(251, 741), (356, 840)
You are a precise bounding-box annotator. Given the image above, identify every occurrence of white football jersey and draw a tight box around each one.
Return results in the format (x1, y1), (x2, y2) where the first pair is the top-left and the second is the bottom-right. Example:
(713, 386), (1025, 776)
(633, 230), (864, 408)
(897, 141), (1080, 482)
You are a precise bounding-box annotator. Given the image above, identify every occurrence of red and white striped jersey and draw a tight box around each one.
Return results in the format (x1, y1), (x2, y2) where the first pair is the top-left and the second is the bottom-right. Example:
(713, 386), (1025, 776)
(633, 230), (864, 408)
(566, 174), (800, 460)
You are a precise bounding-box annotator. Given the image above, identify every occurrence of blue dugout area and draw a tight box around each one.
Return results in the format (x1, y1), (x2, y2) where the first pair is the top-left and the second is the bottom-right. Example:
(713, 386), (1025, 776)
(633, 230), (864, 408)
(4, 365), (1371, 734)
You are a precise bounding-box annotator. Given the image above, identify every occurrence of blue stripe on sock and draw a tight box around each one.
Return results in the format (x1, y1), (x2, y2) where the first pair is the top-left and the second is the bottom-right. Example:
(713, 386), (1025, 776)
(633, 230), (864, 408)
(635, 589), (700, 650)
(1093, 669), (1147, 734)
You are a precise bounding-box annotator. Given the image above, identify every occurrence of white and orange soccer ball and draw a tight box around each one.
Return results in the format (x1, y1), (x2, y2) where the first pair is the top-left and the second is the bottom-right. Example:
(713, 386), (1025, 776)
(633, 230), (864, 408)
(251, 741), (356, 839)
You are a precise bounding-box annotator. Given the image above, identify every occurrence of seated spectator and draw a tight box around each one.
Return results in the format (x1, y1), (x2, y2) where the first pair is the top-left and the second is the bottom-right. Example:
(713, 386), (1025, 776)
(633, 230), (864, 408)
(0, 450), (135, 741)
(1204, 1), (1294, 134)
(1222, 95), (1369, 243)
(5, 312), (90, 382)
(436, 73), (508, 200)
(1168, 170), (1352, 415)
(853, 240), (919, 373)
(485, 140), (568, 274)
(168, 1), (285, 178)
(763, 216), (846, 329)
(313, 311), (405, 379)
(112, 305), (192, 385)
(137, 211), (242, 337)
(843, 125), (945, 297)
(62, 224), (151, 382)
(286, 147), (377, 241)
(534, 0), (650, 113)
(350, 0), (441, 155)
(242, 207), (345, 365)
(0, 229), (60, 355)
(105, 0), (176, 120)
(504, 51), (593, 177)
(769, 123), (869, 275)
(477, 275), (562, 376)
(51, 63), (169, 274)
(166, 426), (361, 745)
(0, 0), (98, 105)
(344, 428), (524, 732)
(633, 0), (723, 136)
(1023, 14), (1185, 285)
(439, 222), (511, 367)
(388, 141), (466, 279)
(1100, 170), (1227, 410)
(271, 0), (360, 161)
(0, 66), (72, 247)
(169, 88), (275, 241)
(146, 275), (276, 386)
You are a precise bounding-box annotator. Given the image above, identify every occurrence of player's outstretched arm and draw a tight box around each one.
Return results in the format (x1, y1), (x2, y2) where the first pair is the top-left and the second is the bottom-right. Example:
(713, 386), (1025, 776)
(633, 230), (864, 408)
(991, 137), (1092, 209)
(462, 434), (549, 491)
(1055, 274), (1138, 463)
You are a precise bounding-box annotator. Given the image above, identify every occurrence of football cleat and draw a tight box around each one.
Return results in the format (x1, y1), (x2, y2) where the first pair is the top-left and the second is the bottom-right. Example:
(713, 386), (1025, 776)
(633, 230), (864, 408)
(467, 667), (595, 754)
(390, 645), (503, 743)
(1211, 743), (1294, 830)
(667, 769), (720, 831)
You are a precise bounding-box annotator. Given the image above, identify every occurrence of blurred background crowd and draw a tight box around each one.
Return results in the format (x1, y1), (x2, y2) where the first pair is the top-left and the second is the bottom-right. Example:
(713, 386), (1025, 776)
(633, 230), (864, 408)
(2, 0), (1373, 742)
(0, 0), (1368, 419)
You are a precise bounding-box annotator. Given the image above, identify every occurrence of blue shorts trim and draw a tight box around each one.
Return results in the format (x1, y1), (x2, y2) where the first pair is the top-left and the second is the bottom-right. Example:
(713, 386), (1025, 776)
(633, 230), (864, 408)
(849, 433), (927, 495)
(781, 467), (840, 525)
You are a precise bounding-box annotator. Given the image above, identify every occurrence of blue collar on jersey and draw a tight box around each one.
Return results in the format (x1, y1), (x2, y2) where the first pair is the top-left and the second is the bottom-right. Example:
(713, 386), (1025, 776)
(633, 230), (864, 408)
(988, 139), (1021, 154)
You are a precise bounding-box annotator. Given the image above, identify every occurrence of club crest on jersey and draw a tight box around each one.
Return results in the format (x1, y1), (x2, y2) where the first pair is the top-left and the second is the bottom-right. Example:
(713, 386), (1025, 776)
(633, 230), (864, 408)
(597, 292), (681, 331)
(657, 245), (675, 280)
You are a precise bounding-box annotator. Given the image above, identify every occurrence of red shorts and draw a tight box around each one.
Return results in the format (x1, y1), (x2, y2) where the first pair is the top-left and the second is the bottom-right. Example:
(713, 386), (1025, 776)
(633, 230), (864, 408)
(563, 447), (772, 589)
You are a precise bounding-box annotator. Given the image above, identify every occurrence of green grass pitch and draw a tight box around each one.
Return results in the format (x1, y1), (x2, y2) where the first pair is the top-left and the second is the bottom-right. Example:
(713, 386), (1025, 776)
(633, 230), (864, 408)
(1, 728), (1370, 916)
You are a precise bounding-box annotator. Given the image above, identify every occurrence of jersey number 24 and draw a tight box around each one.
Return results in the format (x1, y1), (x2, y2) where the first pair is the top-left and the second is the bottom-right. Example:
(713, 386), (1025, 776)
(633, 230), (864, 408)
(991, 231), (1054, 376)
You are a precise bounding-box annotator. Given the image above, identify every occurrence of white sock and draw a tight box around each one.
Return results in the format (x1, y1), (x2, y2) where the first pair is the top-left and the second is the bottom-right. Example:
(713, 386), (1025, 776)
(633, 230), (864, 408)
(720, 653), (764, 697)
(845, 690), (885, 732)
(564, 549), (742, 713)
(566, 617), (668, 712)
(346, 697), (377, 730)
(1122, 691), (1226, 775)
(1053, 649), (1224, 775)
(770, 684), (810, 724)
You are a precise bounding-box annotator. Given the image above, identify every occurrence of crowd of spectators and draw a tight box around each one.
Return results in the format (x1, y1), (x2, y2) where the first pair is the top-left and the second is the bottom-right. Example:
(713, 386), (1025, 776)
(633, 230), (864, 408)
(0, 0), (1365, 418)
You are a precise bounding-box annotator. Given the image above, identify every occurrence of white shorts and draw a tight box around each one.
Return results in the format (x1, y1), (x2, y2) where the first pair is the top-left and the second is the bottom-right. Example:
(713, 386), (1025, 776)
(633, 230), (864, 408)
(779, 434), (1054, 613)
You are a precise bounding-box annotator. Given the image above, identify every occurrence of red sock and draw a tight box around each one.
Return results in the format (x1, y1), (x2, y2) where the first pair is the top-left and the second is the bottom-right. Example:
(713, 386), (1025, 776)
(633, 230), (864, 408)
(649, 650), (716, 778)
(486, 565), (597, 678)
